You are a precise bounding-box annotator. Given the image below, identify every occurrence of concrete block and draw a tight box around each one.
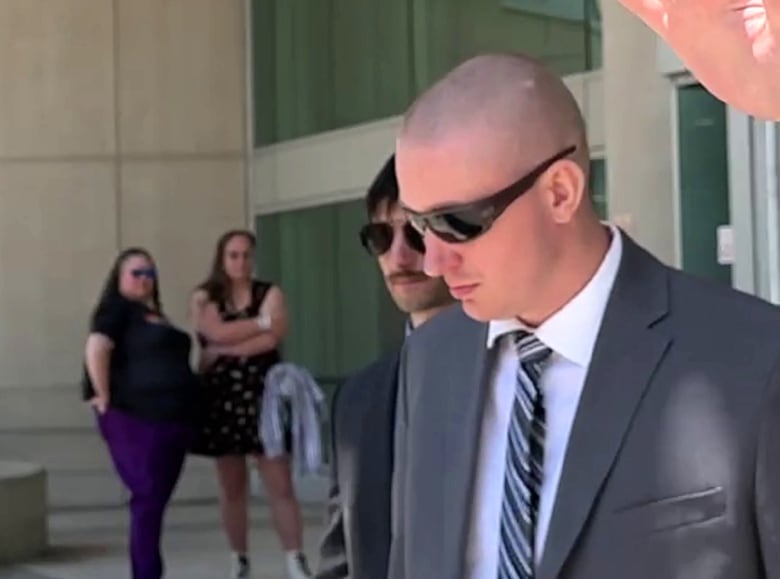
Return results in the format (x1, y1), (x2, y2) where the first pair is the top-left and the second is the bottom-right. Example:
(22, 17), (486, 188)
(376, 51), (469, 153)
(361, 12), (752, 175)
(0, 461), (47, 563)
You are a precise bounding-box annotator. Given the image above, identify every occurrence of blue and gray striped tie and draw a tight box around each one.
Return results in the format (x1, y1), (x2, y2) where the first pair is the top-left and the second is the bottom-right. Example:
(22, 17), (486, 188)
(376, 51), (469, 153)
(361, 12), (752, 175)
(497, 331), (552, 579)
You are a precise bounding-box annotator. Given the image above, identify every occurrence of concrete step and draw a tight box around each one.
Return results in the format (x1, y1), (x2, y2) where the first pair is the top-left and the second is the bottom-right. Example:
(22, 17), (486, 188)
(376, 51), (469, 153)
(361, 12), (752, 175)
(0, 461), (47, 564)
(46, 464), (327, 509)
(0, 385), (91, 430)
(0, 426), (218, 508)
(0, 428), (218, 473)
(48, 461), (221, 509)
(47, 469), (124, 508)
(0, 419), (328, 510)
(0, 429), (112, 472)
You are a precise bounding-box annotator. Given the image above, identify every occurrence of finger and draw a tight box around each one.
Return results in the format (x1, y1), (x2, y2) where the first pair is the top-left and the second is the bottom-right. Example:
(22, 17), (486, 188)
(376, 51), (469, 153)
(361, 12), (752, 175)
(766, 0), (779, 25)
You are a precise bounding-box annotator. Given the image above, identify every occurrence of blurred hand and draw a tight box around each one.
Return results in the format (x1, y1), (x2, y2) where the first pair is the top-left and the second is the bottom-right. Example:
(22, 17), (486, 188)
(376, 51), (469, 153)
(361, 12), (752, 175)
(89, 394), (109, 415)
(619, 0), (780, 119)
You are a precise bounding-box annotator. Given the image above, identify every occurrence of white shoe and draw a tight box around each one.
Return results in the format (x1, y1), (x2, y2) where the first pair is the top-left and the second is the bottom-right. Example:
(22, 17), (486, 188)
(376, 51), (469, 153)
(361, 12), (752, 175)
(286, 551), (312, 579)
(230, 552), (251, 579)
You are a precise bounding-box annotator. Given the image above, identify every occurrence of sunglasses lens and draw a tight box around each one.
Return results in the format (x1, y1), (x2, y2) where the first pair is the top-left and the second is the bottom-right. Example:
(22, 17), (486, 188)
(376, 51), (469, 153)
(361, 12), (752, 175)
(429, 211), (487, 243)
(403, 222), (425, 253)
(132, 268), (156, 279)
(407, 214), (426, 235)
(360, 224), (393, 256)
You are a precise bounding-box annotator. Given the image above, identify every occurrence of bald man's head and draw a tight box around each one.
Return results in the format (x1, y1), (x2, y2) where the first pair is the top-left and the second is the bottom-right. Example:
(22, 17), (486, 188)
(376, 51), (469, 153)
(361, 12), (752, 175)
(396, 53), (607, 325)
(401, 53), (589, 175)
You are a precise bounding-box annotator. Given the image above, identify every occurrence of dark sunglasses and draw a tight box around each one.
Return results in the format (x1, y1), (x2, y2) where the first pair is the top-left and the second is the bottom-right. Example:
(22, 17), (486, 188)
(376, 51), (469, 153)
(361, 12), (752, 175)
(403, 145), (577, 244)
(130, 267), (157, 280)
(359, 221), (425, 257)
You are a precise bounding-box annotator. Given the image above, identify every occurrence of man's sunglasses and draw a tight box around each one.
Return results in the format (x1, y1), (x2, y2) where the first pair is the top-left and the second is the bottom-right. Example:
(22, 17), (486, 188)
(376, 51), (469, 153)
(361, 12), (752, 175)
(359, 222), (425, 257)
(403, 145), (577, 244)
(131, 267), (157, 280)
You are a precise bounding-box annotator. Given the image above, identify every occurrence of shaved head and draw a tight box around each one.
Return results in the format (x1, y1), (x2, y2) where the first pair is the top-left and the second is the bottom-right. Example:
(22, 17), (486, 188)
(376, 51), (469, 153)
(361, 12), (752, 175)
(401, 53), (590, 179)
(395, 53), (609, 325)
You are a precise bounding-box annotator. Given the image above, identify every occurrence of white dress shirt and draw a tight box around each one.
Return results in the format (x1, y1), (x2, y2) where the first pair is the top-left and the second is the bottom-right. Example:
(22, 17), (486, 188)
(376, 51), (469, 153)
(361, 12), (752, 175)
(466, 225), (623, 578)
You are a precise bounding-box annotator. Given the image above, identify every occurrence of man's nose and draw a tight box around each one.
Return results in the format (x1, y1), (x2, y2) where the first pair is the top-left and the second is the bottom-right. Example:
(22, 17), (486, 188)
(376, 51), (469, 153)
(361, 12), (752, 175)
(386, 226), (418, 265)
(422, 231), (451, 277)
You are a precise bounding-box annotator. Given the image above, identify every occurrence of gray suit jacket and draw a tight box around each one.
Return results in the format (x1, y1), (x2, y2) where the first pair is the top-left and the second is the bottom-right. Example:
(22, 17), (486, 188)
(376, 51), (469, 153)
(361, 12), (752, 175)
(389, 233), (780, 579)
(317, 351), (400, 579)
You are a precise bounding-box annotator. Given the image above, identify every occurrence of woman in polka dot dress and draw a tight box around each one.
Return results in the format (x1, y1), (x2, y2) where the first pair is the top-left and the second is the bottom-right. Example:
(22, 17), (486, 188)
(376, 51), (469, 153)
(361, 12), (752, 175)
(190, 229), (311, 579)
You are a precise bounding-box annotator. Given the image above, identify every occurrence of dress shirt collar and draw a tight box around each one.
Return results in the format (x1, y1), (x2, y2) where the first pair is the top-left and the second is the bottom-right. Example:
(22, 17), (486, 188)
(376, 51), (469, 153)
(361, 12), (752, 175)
(486, 224), (623, 367)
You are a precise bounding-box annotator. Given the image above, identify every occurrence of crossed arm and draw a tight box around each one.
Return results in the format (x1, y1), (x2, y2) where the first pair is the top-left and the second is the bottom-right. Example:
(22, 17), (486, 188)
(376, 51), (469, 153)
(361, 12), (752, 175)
(190, 286), (289, 367)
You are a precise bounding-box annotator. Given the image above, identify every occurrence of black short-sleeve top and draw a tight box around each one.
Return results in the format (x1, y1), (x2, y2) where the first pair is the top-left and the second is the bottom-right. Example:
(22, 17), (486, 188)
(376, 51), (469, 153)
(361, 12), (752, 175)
(84, 296), (200, 423)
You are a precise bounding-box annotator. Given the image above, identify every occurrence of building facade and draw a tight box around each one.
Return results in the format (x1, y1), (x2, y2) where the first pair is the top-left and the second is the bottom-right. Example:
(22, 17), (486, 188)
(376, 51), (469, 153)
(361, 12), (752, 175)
(0, 0), (777, 509)
(251, 0), (780, 387)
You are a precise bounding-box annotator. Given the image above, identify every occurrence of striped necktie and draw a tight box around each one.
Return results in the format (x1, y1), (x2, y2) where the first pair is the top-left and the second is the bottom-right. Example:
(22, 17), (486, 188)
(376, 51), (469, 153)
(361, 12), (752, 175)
(497, 331), (552, 579)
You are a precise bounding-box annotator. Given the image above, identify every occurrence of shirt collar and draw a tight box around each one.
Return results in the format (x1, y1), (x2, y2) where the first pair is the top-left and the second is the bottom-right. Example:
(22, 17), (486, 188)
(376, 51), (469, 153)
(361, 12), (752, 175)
(486, 224), (623, 367)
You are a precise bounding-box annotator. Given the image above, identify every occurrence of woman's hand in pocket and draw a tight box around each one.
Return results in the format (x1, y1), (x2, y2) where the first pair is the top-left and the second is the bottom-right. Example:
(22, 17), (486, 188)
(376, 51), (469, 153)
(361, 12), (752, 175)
(89, 394), (109, 415)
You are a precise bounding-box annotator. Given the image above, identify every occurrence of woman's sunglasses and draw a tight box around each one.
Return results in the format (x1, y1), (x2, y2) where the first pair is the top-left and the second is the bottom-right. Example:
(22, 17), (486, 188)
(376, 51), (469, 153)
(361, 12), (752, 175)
(131, 267), (157, 280)
(359, 221), (425, 257)
(403, 146), (576, 244)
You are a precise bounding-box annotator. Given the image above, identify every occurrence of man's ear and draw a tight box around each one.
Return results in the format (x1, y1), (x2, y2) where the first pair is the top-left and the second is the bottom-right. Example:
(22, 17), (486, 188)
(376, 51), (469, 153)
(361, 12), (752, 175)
(543, 160), (586, 225)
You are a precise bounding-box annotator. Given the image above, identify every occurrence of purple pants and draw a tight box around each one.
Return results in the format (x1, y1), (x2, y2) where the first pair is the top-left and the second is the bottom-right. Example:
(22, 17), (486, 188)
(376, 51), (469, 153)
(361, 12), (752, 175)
(98, 407), (192, 579)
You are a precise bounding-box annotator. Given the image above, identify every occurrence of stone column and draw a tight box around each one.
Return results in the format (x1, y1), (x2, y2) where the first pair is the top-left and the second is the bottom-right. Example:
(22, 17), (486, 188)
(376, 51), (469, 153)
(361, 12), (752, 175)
(601, 0), (677, 264)
(0, 0), (248, 507)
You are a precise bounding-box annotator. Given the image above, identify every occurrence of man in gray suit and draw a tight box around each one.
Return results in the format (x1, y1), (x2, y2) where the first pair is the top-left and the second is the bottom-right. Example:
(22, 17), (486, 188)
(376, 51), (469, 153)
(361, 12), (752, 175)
(389, 52), (780, 578)
(316, 155), (452, 579)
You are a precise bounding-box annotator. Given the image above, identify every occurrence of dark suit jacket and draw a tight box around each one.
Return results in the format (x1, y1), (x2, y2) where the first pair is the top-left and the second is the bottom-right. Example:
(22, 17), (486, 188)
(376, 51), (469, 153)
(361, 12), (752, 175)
(389, 232), (780, 579)
(317, 351), (400, 579)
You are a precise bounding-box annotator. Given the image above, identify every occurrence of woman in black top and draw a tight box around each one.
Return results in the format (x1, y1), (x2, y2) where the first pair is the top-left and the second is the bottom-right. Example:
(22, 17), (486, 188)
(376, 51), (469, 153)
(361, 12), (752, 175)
(190, 230), (311, 579)
(84, 248), (199, 579)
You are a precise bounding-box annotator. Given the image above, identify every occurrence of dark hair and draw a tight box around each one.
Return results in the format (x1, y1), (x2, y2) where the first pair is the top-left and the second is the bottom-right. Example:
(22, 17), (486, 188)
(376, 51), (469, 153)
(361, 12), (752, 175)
(91, 247), (162, 320)
(365, 154), (399, 218)
(198, 229), (257, 306)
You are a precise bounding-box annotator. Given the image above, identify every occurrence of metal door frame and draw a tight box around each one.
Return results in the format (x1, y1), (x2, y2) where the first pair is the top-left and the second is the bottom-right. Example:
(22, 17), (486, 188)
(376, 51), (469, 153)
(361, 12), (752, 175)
(729, 112), (780, 302)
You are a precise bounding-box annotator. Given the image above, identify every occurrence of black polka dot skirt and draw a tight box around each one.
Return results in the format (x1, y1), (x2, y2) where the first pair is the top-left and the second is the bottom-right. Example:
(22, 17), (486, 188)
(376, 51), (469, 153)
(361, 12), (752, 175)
(190, 356), (266, 457)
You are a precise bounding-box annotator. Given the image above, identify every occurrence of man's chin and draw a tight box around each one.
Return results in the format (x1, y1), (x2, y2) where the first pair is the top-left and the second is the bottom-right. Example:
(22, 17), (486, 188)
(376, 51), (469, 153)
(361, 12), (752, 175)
(459, 299), (493, 323)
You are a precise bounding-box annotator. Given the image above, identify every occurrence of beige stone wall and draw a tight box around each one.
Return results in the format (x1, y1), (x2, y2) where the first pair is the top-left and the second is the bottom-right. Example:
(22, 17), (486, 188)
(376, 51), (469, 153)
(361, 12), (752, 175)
(0, 0), (248, 506)
(0, 0), (248, 401)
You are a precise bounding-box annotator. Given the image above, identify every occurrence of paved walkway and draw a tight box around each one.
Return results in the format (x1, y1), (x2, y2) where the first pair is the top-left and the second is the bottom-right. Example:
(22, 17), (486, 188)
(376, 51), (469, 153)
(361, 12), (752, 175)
(0, 502), (327, 579)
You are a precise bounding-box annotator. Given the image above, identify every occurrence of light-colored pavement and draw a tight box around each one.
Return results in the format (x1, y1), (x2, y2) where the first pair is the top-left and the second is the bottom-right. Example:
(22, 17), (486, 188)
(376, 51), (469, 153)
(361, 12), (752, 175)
(0, 501), (328, 579)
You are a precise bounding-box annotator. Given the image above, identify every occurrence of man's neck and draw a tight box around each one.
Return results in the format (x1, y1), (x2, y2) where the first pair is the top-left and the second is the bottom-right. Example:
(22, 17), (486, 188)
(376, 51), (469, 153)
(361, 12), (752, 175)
(517, 224), (611, 327)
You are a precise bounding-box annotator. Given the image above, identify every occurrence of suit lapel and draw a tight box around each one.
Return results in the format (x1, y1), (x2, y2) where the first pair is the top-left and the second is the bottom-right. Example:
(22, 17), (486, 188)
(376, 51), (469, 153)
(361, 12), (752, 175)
(441, 313), (493, 578)
(538, 235), (672, 579)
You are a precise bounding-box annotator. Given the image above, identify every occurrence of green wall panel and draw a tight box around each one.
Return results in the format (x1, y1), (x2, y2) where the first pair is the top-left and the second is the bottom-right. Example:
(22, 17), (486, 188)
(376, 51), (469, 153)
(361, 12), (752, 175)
(590, 159), (608, 219)
(677, 85), (731, 284)
(330, 0), (415, 129)
(256, 209), (282, 283)
(252, 0), (278, 144)
(452, 0), (588, 76)
(333, 202), (387, 373)
(255, 201), (402, 389)
(252, 0), (602, 145)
